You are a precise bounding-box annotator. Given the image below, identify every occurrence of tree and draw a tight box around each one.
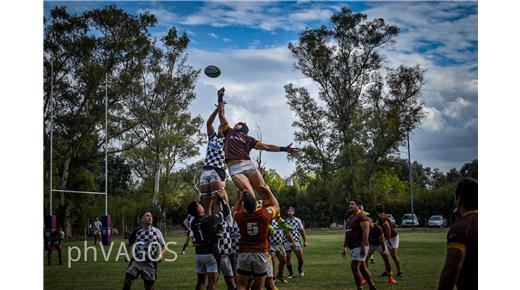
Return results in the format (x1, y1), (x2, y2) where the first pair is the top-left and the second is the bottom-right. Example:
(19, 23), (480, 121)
(459, 159), (477, 180)
(286, 7), (424, 204)
(44, 5), (156, 235)
(361, 65), (425, 204)
(124, 27), (203, 230)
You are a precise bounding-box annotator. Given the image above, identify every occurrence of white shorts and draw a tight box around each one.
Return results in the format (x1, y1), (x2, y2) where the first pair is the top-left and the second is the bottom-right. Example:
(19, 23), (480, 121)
(386, 235), (400, 250)
(228, 160), (257, 177)
(126, 260), (156, 282)
(195, 254), (220, 273)
(267, 253), (274, 278)
(350, 246), (369, 261)
(270, 243), (286, 256)
(283, 240), (302, 252)
(369, 244), (388, 255)
(237, 252), (270, 277)
(220, 254), (234, 277)
(199, 169), (222, 187)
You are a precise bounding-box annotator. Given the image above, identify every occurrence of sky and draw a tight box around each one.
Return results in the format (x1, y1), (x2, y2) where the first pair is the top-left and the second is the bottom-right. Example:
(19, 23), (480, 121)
(43, 1), (478, 177)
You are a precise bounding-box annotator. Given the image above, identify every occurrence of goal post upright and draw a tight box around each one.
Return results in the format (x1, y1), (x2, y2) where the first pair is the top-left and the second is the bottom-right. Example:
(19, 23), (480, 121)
(105, 73), (108, 216)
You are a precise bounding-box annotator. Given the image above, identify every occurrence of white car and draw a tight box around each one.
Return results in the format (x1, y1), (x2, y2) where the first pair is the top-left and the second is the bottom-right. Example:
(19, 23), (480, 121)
(401, 213), (419, 227)
(427, 215), (448, 228)
(386, 214), (396, 226)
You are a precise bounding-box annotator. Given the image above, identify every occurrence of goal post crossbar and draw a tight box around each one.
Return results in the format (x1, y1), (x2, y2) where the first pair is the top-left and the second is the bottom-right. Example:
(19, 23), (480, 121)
(51, 189), (107, 195)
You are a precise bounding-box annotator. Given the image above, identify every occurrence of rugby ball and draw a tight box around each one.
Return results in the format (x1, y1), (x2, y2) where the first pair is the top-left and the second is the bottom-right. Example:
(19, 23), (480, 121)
(204, 65), (221, 78)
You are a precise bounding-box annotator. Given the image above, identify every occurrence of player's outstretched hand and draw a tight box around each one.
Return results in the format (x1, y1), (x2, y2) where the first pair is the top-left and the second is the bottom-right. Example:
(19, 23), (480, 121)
(304, 241), (309, 247)
(341, 247), (347, 259)
(285, 143), (300, 154)
(218, 87), (225, 98)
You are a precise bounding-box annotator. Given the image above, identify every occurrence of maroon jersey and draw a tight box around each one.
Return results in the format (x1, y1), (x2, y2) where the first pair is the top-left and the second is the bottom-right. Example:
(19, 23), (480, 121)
(234, 207), (275, 253)
(377, 214), (398, 239)
(221, 123), (258, 162)
(368, 224), (384, 246)
(345, 211), (370, 249)
(447, 210), (478, 290)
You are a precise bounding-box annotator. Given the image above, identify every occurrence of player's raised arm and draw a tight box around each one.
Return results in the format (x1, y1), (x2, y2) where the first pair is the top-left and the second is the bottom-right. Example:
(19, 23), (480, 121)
(254, 141), (300, 154)
(206, 107), (218, 137)
(217, 87), (229, 129)
(259, 184), (280, 216)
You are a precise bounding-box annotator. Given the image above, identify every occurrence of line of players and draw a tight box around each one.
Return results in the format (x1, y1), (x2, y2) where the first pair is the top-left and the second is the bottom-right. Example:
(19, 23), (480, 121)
(342, 200), (403, 290)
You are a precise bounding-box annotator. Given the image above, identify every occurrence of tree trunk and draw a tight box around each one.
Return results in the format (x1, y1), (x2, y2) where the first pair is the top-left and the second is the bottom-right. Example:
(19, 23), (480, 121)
(59, 154), (72, 237)
(152, 160), (164, 229)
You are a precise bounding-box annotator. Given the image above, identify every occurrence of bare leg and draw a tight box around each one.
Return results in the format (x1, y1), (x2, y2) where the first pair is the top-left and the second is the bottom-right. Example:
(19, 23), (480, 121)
(196, 273), (206, 290)
(264, 277), (275, 290)
(365, 249), (374, 269)
(224, 275), (236, 290)
(275, 251), (286, 278)
(350, 260), (363, 288)
(381, 252), (392, 275)
(359, 260), (376, 287)
(252, 276), (266, 290)
(236, 274), (252, 290)
(246, 169), (271, 203)
(122, 276), (134, 290)
(232, 174), (255, 196)
(390, 248), (402, 272)
(199, 184), (211, 215)
(207, 272), (219, 290)
(286, 250), (293, 277)
(294, 249), (304, 274)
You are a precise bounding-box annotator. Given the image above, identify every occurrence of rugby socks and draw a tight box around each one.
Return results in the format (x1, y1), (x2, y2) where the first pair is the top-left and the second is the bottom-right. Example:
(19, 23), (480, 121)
(287, 264), (294, 276)
(298, 261), (303, 274)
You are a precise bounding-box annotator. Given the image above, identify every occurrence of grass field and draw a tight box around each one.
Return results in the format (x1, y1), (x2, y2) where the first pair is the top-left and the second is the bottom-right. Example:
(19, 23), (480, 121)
(44, 229), (448, 290)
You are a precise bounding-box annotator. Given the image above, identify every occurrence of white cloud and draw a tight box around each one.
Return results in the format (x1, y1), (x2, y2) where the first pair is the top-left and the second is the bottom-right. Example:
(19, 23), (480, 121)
(422, 107), (445, 131)
(180, 2), (334, 31)
(207, 32), (219, 39)
(443, 97), (472, 119)
(289, 8), (333, 22)
(137, 8), (179, 25)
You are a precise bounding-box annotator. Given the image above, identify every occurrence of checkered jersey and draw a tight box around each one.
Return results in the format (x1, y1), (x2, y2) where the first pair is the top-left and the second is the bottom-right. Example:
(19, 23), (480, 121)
(128, 227), (165, 261)
(204, 133), (226, 170)
(183, 215), (195, 234)
(282, 217), (304, 243)
(270, 220), (285, 245)
(219, 215), (236, 255)
(230, 220), (240, 254)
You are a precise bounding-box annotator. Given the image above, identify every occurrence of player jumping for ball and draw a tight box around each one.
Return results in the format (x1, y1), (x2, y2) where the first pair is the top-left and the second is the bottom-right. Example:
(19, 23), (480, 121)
(216, 87), (299, 229)
(199, 102), (229, 215)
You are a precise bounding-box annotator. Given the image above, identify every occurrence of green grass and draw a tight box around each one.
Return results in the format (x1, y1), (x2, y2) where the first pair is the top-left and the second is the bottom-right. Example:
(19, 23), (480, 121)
(44, 229), (448, 290)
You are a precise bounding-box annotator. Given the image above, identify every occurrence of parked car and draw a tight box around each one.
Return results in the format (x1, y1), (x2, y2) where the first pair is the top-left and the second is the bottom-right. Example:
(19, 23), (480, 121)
(386, 214), (396, 226)
(427, 215), (448, 228)
(401, 213), (419, 227)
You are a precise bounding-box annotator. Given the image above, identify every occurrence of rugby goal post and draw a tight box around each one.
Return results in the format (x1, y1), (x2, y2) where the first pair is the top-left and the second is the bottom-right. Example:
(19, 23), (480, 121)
(47, 67), (111, 245)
